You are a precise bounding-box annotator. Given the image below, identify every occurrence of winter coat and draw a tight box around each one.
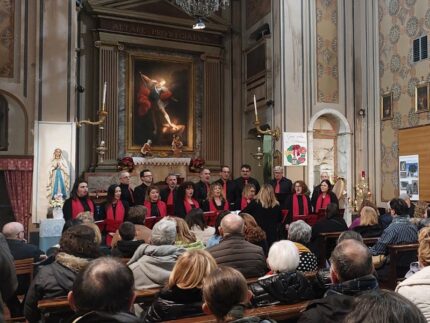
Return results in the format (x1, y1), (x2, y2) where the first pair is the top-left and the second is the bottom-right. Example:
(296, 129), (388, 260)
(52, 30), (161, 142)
(111, 240), (145, 258)
(0, 233), (18, 323)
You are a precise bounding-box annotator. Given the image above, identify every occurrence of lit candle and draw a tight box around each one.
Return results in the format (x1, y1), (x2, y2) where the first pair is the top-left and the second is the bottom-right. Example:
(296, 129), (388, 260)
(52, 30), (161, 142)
(253, 94), (259, 122)
(102, 82), (107, 111)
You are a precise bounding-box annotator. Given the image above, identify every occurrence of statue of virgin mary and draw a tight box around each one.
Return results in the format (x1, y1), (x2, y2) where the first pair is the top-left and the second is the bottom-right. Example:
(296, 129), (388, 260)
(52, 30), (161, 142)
(47, 148), (70, 201)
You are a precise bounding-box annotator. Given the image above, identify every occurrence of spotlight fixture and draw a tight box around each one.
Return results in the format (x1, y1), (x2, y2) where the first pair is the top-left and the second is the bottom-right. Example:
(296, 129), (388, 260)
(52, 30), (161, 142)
(193, 17), (205, 30)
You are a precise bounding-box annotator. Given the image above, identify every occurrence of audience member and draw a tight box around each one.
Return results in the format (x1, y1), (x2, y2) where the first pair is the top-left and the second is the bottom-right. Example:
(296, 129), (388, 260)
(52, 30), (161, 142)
(285, 180), (312, 222)
(288, 220), (318, 272)
(337, 230), (364, 244)
(134, 169), (153, 205)
(174, 216), (205, 249)
(396, 227), (430, 321)
(249, 240), (314, 307)
(202, 266), (275, 323)
(379, 201), (393, 230)
(174, 181), (200, 218)
(352, 206), (383, 237)
(0, 233), (18, 323)
(62, 179), (95, 223)
(111, 205), (151, 247)
(400, 192), (415, 218)
(195, 168), (211, 205)
(206, 211), (230, 248)
(269, 166), (292, 206)
(143, 250), (217, 322)
(214, 165), (237, 207)
(242, 184), (283, 246)
(411, 200), (430, 229)
(24, 225), (99, 322)
(299, 239), (378, 323)
(144, 185), (167, 218)
(241, 213), (268, 255)
(202, 182), (229, 213)
(119, 171), (135, 206)
(102, 184), (129, 247)
(127, 218), (186, 289)
(111, 222), (145, 258)
(160, 174), (178, 214)
(235, 183), (256, 211)
(185, 208), (215, 246)
(67, 257), (140, 322)
(343, 289), (426, 323)
(311, 179), (339, 213)
(207, 213), (267, 278)
(3, 222), (45, 262)
(349, 199), (379, 229)
(234, 164), (261, 196)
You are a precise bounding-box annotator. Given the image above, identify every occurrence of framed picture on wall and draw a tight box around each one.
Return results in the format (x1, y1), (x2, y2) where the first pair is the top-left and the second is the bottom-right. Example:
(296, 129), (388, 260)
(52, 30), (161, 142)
(381, 91), (393, 120)
(415, 81), (429, 113)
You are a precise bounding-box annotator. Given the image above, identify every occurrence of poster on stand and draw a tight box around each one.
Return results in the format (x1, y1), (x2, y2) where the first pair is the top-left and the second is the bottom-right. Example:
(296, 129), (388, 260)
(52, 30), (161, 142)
(283, 132), (307, 166)
(399, 155), (419, 201)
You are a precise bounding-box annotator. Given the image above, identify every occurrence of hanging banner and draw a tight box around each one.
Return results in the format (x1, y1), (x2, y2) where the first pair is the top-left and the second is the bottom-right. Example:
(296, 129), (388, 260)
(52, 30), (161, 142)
(399, 155), (419, 201)
(283, 132), (308, 166)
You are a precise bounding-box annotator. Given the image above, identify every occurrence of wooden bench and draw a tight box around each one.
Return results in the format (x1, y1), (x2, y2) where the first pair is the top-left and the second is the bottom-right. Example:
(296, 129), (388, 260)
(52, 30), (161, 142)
(384, 243), (419, 290)
(317, 231), (343, 267)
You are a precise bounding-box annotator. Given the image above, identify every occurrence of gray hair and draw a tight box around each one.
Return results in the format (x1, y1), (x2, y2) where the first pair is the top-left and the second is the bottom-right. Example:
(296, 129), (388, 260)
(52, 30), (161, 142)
(267, 240), (300, 273)
(150, 218), (177, 245)
(288, 220), (311, 244)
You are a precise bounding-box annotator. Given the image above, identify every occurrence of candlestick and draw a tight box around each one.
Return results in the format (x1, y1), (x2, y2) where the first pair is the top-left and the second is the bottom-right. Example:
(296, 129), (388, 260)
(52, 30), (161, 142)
(102, 81), (107, 111)
(361, 170), (365, 178)
(253, 94), (259, 122)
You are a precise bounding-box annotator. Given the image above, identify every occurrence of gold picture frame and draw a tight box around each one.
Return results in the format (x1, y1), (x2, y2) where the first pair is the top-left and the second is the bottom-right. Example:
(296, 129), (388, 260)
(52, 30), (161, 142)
(126, 53), (195, 153)
(415, 81), (429, 113)
(381, 91), (393, 121)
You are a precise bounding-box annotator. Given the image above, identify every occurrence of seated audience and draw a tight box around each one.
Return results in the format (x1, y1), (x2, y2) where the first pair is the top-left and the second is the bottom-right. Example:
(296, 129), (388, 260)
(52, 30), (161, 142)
(202, 183), (229, 213)
(411, 200), (430, 229)
(127, 218), (186, 289)
(285, 180), (312, 222)
(235, 183), (256, 211)
(242, 184), (283, 247)
(299, 239), (378, 323)
(174, 181), (200, 218)
(249, 240), (314, 307)
(0, 233), (18, 323)
(67, 257), (140, 323)
(349, 199), (379, 229)
(337, 230), (364, 244)
(343, 290), (426, 323)
(143, 250), (217, 322)
(241, 213), (268, 255)
(396, 227), (430, 321)
(207, 213), (267, 278)
(400, 192), (415, 218)
(111, 205), (152, 247)
(144, 185), (167, 218)
(311, 179), (339, 213)
(111, 222), (145, 258)
(174, 216), (205, 249)
(206, 210), (230, 248)
(352, 206), (383, 238)
(202, 266), (275, 323)
(24, 225), (99, 323)
(288, 220), (318, 272)
(102, 184), (129, 247)
(185, 208), (215, 246)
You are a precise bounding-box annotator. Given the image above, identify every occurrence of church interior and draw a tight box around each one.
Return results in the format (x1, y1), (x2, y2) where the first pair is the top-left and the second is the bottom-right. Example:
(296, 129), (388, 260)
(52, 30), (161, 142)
(1, 0), (430, 322)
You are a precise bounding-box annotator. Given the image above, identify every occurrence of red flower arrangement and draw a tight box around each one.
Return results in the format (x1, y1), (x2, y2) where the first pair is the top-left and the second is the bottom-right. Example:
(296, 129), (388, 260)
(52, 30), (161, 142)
(117, 157), (134, 172)
(189, 157), (205, 173)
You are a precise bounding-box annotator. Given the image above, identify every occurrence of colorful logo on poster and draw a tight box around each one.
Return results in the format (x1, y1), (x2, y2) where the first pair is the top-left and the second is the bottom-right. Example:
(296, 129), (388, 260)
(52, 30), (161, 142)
(285, 144), (307, 165)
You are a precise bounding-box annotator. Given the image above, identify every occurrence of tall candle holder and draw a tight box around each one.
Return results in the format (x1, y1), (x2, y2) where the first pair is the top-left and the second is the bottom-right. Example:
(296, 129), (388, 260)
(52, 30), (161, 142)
(252, 94), (281, 141)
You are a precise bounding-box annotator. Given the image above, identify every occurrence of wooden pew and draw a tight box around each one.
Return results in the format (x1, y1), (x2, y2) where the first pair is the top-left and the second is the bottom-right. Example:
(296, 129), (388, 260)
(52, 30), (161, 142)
(317, 231), (343, 268)
(384, 243), (419, 290)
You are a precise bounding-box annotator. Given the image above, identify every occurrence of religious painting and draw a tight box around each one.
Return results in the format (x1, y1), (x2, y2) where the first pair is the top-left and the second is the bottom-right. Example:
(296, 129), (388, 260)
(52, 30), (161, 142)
(381, 92), (393, 120)
(415, 81), (429, 113)
(127, 54), (194, 153)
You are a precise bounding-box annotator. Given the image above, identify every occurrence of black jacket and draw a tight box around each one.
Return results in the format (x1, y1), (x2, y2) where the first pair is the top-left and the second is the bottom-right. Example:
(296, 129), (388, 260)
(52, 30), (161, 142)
(7, 239), (44, 262)
(269, 177), (292, 206)
(142, 286), (203, 322)
(68, 311), (141, 323)
(120, 183), (134, 206)
(133, 183), (150, 206)
(160, 187), (177, 205)
(214, 178), (237, 205)
(194, 181), (210, 205)
(353, 224), (383, 238)
(249, 271), (315, 307)
(311, 191), (338, 213)
(111, 240), (145, 258)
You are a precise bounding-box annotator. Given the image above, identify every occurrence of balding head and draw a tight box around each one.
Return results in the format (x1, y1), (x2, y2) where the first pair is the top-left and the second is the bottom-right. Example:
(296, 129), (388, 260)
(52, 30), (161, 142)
(2, 222), (24, 240)
(220, 213), (244, 236)
(330, 239), (373, 282)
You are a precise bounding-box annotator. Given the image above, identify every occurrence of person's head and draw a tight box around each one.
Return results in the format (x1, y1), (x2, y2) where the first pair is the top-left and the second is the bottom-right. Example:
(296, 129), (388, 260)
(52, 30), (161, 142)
(127, 205), (147, 225)
(267, 240), (300, 273)
(59, 225), (99, 259)
(320, 172), (329, 181)
(119, 222), (136, 241)
(177, 181), (196, 200)
(174, 216), (197, 244)
(2, 222), (25, 241)
(219, 166), (231, 181)
(54, 148), (62, 159)
(208, 182), (225, 200)
(240, 164), (251, 179)
(140, 169), (153, 186)
(68, 257), (135, 313)
(82, 223), (102, 246)
(146, 185), (160, 202)
(168, 249), (217, 289)
(326, 203), (339, 219)
(337, 230), (364, 244)
(288, 220), (312, 244)
(241, 213), (266, 243)
(119, 171), (130, 185)
(414, 200), (429, 219)
(255, 184), (279, 208)
(220, 213), (244, 237)
(75, 211), (94, 224)
(343, 289), (426, 323)
(150, 218), (177, 245)
(185, 208), (207, 231)
(399, 192), (411, 207)
(293, 180), (309, 195)
(319, 179), (332, 193)
(165, 174), (178, 189)
(213, 210), (230, 236)
(418, 227), (430, 267)
(330, 239), (373, 283)
(242, 183), (256, 200)
(273, 166), (283, 180)
(389, 198), (408, 217)
(107, 184), (121, 204)
(71, 179), (89, 199)
(202, 267), (251, 321)
(358, 199), (379, 215)
(200, 168), (211, 183)
(360, 206), (378, 226)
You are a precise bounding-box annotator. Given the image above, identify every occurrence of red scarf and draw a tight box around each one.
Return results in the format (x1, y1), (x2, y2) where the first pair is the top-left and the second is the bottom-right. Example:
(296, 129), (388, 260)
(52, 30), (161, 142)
(71, 198), (94, 219)
(105, 200), (125, 246)
(184, 199), (199, 214)
(316, 193), (331, 211)
(144, 200), (167, 217)
(240, 197), (248, 210)
(209, 199), (229, 212)
(275, 180), (280, 193)
(167, 189), (174, 205)
(292, 194), (309, 216)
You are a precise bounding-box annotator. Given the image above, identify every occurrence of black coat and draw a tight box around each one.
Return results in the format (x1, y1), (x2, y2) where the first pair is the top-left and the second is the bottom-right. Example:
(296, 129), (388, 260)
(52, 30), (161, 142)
(311, 191), (339, 213)
(7, 239), (44, 262)
(133, 183), (150, 206)
(194, 181), (210, 205)
(214, 179), (238, 206)
(233, 177), (261, 195)
(111, 240), (145, 258)
(310, 217), (348, 257)
(269, 177), (293, 206)
(353, 224), (383, 238)
(120, 183), (134, 206)
(285, 194), (312, 222)
(160, 187), (177, 205)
